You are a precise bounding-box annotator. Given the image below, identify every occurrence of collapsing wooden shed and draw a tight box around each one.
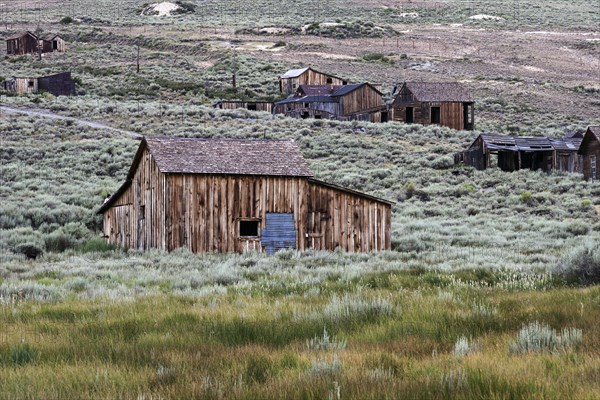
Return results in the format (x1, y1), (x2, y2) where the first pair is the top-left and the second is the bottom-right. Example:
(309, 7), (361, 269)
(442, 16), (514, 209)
(390, 82), (474, 130)
(41, 34), (66, 53)
(2, 72), (75, 96)
(5, 31), (39, 55)
(98, 137), (392, 254)
(457, 134), (582, 173)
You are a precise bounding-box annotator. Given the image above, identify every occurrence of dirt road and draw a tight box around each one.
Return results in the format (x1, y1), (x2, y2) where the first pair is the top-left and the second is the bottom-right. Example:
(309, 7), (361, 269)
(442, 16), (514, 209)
(0, 106), (142, 138)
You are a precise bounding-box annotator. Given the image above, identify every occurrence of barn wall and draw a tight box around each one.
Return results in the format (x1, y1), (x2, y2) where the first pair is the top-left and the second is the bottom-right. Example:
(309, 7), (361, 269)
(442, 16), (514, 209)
(392, 102), (465, 130)
(217, 102), (273, 112)
(339, 85), (383, 116)
(42, 37), (65, 53)
(38, 72), (75, 96)
(306, 181), (391, 252)
(6, 35), (38, 55)
(580, 137), (600, 180)
(280, 70), (345, 95)
(103, 148), (165, 250)
(9, 78), (38, 94)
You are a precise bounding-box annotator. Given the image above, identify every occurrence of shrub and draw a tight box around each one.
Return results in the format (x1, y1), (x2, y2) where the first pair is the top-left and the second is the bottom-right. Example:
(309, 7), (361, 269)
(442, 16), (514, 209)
(519, 191), (533, 204)
(60, 16), (73, 24)
(245, 355), (273, 383)
(17, 243), (43, 259)
(453, 336), (479, 357)
(554, 243), (600, 285)
(9, 342), (39, 365)
(509, 321), (582, 354)
(76, 238), (118, 253)
(307, 327), (347, 352)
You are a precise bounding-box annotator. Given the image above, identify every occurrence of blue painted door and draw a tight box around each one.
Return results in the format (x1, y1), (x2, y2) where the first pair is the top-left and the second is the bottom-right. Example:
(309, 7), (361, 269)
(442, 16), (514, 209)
(261, 213), (297, 255)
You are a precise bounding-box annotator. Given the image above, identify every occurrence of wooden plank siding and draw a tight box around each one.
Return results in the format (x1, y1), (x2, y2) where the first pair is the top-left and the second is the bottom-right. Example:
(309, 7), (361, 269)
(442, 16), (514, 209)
(391, 102), (466, 130)
(103, 168), (391, 253)
(579, 128), (600, 180)
(340, 84), (384, 116)
(280, 70), (346, 96)
(215, 101), (273, 113)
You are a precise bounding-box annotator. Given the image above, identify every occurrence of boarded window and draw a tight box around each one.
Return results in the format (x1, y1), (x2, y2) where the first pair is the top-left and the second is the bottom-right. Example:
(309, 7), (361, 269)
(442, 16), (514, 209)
(261, 213), (296, 255)
(431, 107), (441, 124)
(239, 220), (259, 237)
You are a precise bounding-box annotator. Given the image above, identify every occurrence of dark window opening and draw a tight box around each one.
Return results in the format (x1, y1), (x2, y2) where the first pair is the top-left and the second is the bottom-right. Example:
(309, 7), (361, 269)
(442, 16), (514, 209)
(405, 107), (414, 123)
(140, 205), (145, 219)
(303, 102), (309, 108)
(431, 107), (441, 124)
(292, 83), (297, 89)
(301, 111), (309, 119)
(314, 114), (322, 119)
(28, 80), (34, 88)
(240, 220), (259, 237)
(342, 80), (348, 85)
(326, 77), (333, 84)
(247, 104), (257, 111)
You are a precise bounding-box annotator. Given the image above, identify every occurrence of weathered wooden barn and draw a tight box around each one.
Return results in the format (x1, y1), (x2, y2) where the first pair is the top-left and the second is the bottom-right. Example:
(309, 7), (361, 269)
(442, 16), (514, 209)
(2, 72), (74, 96)
(98, 137), (392, 254)
(273, 83), (387, 122)
(41, 34), (66, 53)
(214, 101), (273, 113)
(6, 31), (38, 55)
(390, 82), (474, 130)
(457, 134), (582, 173)
(279, 67), (348, 96)
(578, 126), (600, 180)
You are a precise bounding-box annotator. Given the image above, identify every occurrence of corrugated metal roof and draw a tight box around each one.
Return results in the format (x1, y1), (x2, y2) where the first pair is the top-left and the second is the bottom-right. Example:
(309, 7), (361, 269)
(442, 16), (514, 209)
(401, 82), (473, 102)
(145, 137), (313, 177)
(275, 95), (339, 105)
(280, 67), (310, 78)
(477, 134), (580, 152)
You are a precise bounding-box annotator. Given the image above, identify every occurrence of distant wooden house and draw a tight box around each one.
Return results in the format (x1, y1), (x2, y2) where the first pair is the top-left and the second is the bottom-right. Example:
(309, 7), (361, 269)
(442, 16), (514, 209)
(279, 67), (348, 96)
(390, 82), (474, 130)
(273, 83), (387, 122)
(578, 126), (600, 180)
(6, 31), (38, 55)
(2, 72), (75, 96)
(214, 101), (273, 113)
(41, 34), (66, 53)
(98, 137), (392, 254)
(458, 134), (582, 173)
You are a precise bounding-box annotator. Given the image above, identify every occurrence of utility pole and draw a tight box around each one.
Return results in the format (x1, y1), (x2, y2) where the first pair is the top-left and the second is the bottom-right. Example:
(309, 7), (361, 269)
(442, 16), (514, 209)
(136, 45), (140, 73)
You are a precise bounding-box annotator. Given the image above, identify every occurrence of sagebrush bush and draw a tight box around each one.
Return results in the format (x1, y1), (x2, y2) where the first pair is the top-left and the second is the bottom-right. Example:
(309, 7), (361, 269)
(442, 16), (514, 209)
(554, 243), (600, 285)
(510, 321), (582, 354)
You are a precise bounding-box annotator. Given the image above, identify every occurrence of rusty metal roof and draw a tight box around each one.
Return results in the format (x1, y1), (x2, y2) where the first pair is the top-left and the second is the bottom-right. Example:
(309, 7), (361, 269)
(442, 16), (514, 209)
(399, 81), (473, 102)
(145, 137), (313, 176)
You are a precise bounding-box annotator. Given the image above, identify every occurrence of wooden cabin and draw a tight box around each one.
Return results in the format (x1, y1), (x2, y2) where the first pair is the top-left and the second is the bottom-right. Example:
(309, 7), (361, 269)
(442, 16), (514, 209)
(41, 34), (66, 53)
(458, 134), (582, 173)
(2, 72), (74, 96)
(578, 126), (600, 180)
(214, 101), (273, 113)
(390, 82), (474, 130)
(279, 67), (348, 96)
(98, 137), (392, 254)
(6, 31), (38, 55)
(273, 83), (387, 122)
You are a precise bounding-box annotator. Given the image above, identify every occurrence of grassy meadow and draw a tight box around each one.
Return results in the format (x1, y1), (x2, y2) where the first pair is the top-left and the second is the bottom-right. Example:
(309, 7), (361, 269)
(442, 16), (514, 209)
(1, 0), (600, 398)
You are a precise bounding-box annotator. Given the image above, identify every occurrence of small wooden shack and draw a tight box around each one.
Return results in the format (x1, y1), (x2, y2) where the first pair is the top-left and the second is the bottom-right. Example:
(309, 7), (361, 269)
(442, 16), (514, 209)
(279, 67), (348, 96)
(98, 137), (392, 254)
(3, 72), (75, 96)
(578, 126), (600, 180)
(214, 101), (273, 113)
(273, 83), (387, 122)
(41, 34), (66, 53)
(458, 134), (582, 173)
(390, 82), (474, 130)
(6, 31), (38, 55)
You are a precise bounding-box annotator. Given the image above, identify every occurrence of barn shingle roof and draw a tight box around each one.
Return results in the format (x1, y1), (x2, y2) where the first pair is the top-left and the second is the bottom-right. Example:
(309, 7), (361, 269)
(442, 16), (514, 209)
(399, 82), (473, 102)
(145, 137), (313, 177)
